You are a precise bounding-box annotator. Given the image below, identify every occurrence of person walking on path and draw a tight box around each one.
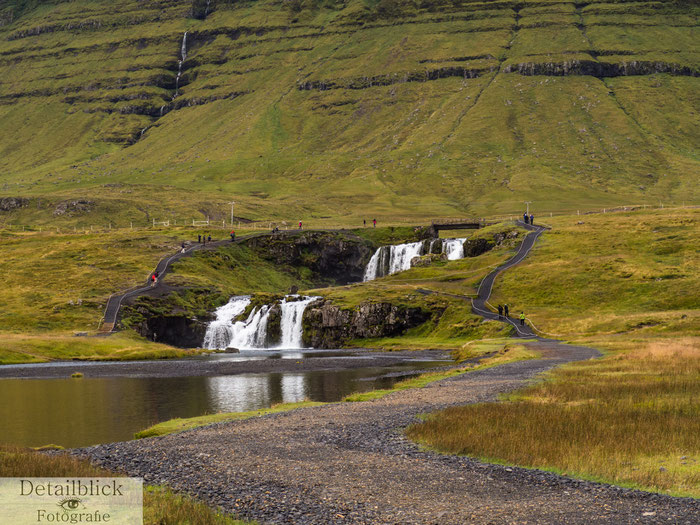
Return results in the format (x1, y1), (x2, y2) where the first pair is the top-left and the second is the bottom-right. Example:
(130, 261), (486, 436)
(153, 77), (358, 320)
(497, 304), (503, 318)
(520, 311), (526, 326)
(363, 219), (366, 227)
(373, 218), (377, 228)
(198, 234), (201, 243)
(504, 304), (509, 318)
(150, 272), (158, 288)
(230, 230), (235, 242)
(530, 214), (534, 226)
(181, 242), (186, 254)
(207, 234), (211, 242)
(299, 221), (302, 229)
(523, 212), (528, 224)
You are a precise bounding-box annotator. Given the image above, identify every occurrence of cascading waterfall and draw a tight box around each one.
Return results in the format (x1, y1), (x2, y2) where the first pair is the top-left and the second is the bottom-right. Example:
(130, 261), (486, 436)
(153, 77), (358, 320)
(443, 238), (467, 260)
(203, 295), (318, 350)
(204, 0), (211, 16)
(173, 31), (188, 98)
(279, 296), (317, 348)
(363, 238), (468, 281)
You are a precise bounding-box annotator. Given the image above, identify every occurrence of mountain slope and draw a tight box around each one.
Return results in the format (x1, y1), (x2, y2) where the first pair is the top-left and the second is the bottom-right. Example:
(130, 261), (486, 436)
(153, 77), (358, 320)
(0, 0), (698, 223)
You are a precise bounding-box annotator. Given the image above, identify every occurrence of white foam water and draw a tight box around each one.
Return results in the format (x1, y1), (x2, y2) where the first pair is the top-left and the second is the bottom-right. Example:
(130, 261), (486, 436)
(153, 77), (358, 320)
(203, 295), (318, 350)
(364, 238), (467, 280)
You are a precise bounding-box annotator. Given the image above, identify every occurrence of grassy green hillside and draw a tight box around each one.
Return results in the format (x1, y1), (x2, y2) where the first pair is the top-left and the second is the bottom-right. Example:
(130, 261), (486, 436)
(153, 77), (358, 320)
(0, 0), (698, 226)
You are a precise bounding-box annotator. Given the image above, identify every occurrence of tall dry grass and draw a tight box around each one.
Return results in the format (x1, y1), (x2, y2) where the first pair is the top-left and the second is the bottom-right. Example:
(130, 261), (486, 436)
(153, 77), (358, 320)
(407, 338), (700, 496)
(0, 445), (251, 524)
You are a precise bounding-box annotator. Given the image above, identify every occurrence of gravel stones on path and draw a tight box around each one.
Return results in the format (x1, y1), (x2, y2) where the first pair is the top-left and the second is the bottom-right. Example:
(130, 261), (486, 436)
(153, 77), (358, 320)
(77, 341), (700, 524)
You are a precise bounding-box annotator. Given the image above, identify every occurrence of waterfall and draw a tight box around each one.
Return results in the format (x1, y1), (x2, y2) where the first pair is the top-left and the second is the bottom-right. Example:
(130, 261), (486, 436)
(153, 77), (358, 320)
(173, 31), (188, 98)
(179, 31), (188, 62)
(159, 105), (166, 117)
(443, 238), (467, 260)
(203, 295), (318, 350)
(279, 296), (317, 348)
(363, 238), (468, 280)
(363, 242), (424, 281)
(202, 296), (250, 350)
(204, 0), (211, 16)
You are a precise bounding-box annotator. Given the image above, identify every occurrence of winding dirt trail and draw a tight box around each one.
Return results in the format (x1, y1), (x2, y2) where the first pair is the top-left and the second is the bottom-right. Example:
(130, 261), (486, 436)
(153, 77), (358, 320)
(80, 223), (699, 524)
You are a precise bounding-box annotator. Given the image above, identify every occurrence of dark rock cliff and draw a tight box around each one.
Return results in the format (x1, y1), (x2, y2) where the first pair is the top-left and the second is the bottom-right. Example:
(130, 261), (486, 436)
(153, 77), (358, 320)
(245, 231), (375, 285)
(302, 299), (430, 349)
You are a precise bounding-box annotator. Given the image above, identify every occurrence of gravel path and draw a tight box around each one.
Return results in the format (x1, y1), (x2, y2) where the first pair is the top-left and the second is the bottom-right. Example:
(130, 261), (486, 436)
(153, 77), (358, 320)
(78, 341), (699, 523)
(76, 222), (699, 523)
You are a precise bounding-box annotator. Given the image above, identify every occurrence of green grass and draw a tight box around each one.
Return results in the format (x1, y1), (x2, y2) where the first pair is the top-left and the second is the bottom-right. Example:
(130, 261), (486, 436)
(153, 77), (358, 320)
(0, 443), (253, 524)
(134, 401), (327, 439)
(0, 0), (697, 226)
(490, 208), (700, 337)
(407, 337), (700, 498)
(0, 332), (201, 365)
(344, 343), (538, 402)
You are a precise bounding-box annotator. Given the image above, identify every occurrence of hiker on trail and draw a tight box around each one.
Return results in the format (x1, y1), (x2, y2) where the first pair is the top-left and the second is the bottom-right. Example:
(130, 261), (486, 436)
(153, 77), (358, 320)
(363, 219), (366, 227)
(373, 218), (377, 228)
(523, 212), (528, 224)
(207, 234), (211, 242)
(150, 273), (158, 288)
(520, 312), (526, 326)
(497, 304), (503, 318)
(504, 304), (509, 318)
(181, 242), (186, 254)
(299, 221), (302, 229)
(530, 214), (534, 225)
(198, 234), (201, 243)
(230, 230), (235, 242)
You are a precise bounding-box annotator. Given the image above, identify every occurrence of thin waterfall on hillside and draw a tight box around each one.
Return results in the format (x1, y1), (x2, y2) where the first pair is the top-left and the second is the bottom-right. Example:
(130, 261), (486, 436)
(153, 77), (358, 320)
(204, 0), (211, 16)
(203, 295), (318, 350)
(173, 31), (188, 98)
(363, 238), (467, 281)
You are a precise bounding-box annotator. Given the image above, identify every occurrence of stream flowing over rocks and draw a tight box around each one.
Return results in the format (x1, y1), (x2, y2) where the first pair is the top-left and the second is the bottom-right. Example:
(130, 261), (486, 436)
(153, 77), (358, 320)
(363, 238), (466, 281)
(203, 295), (319, 350)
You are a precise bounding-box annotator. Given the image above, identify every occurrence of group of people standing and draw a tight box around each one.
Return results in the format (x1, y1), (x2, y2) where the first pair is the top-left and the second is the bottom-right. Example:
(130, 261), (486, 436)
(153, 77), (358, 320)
(523, 212), (534, 225)
(497, 303), (526, 326)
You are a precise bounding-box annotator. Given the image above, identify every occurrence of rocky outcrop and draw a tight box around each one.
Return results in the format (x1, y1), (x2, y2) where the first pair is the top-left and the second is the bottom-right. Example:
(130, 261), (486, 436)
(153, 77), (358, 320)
(504, 59), (699, 78)
(131, 313), (211, 348)
(53, 199), (95, 216)
(0, 197), (28, 211)
(302, 299), (429, 348)
(463, 238), (493, 257)
(245, 231), (375, 285)
(411, 253), (447, 267)
(298, 64), (495, 91)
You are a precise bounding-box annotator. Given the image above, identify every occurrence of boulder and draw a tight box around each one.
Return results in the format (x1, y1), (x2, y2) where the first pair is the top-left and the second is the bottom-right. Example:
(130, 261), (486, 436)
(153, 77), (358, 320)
(53, 199), (95, 216)
(0, 197), (28, 211)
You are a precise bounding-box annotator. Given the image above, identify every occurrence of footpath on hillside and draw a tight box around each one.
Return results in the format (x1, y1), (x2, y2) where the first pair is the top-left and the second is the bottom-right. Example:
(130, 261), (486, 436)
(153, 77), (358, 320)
(99, 231), (267, 332)
(78, 222), (700, 524)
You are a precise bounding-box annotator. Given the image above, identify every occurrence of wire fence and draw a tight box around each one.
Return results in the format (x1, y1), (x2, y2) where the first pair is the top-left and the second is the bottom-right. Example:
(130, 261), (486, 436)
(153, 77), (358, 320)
(0, 202), (696, 236)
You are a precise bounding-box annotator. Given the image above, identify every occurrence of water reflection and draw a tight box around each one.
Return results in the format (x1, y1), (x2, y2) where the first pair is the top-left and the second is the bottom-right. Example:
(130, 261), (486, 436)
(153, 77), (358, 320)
(0, 362), (444, 449)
